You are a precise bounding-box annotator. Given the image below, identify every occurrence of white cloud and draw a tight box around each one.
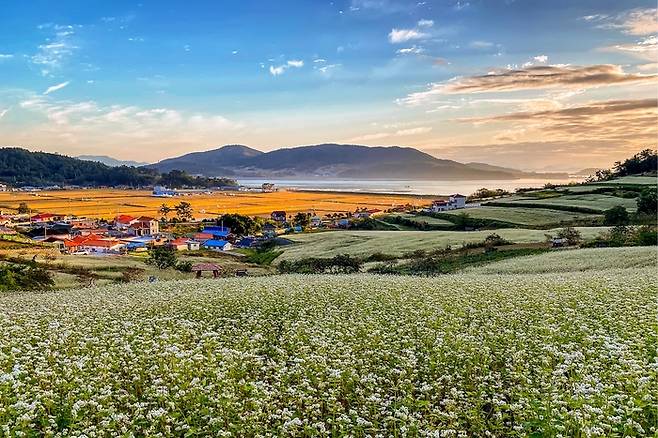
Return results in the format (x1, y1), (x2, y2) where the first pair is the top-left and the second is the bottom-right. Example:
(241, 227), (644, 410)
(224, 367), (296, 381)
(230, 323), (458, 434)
(397, 46), (425, 55)
(469, 40), (494, 49)
(533, 55), (549, 63)
(603, 35), (658, 61)
(31, 24), (79, 76)
(0, 108), (8, 119)
(43, 81), (70, 95)
(313, 58), (327, 63)
(389, 28), (429, 43)
(417, 19), (434, 27)
(350, 126), (432, 142)
(269, 59), (304, 76)
(0, 54), (14, 60)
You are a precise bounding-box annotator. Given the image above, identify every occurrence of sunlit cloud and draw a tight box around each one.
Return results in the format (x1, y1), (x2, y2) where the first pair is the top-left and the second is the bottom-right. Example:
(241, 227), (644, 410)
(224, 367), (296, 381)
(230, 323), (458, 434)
(458, 98), (658, 145)
(584, 8), (658, 36)
(31, 24), (79, 76)
(269, 59), (304, 76)
(399, 65), (658, 105)
(350, 126), (432, 142)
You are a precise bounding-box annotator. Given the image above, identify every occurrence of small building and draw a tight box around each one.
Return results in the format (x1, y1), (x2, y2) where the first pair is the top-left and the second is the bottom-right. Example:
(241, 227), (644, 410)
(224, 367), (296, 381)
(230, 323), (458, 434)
(152, 186), (177, 197)
(431, 200), (450, 212)
(271, 211), (287, 223)
(262, 183), (275, 192)
(80, 239), (126, 254)
(194, 232), (214, 242)
(186, 240), (201, 251)
(203, 239), (233, 251)
(262, 223), (278, 238)
(30, 213), (60, 223)
(192, 263), (223, 278)
(129, 217), (159, 237)
(310, 216), (322, 228)
(0, 225), (17, 236)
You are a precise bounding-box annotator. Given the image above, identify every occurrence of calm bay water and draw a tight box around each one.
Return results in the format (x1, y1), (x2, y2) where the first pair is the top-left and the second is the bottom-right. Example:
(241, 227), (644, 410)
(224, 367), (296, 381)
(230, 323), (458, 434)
(238, 178), (584, 196)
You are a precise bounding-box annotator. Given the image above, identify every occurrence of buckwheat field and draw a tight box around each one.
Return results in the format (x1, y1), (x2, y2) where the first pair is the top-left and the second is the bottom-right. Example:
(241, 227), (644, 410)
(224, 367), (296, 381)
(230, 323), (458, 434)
(1, 271), (656, 437)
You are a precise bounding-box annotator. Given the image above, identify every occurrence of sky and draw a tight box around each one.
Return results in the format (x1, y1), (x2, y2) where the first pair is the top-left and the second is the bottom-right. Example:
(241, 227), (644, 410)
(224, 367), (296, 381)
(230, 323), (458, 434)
(0, 0), (656, 171)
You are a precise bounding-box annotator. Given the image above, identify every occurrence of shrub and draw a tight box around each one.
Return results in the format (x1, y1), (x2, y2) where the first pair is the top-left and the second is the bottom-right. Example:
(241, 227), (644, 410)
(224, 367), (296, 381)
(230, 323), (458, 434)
(145, 246), (178, 269)
(0, 263), (54, 291)
(557, 227), (582, 246)
(637, 187), (657, 215)
(604, 206), (630, 226)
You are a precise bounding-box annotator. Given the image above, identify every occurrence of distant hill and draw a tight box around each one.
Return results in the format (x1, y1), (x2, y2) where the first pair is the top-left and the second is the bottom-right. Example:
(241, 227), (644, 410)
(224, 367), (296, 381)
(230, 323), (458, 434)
(148, 143), (569, 180)
(77, 155), (149, 167)
(150, 145), (263, 175)
(0, 147), (235, 188)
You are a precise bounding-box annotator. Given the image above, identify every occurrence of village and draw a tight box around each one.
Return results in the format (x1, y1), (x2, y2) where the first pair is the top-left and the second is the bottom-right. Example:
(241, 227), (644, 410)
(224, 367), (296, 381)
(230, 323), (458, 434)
(0, 192), (471, 257)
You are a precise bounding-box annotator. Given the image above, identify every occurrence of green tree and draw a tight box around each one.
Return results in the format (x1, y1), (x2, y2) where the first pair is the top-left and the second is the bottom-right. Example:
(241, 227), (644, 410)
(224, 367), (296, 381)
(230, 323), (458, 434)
(159, 204), (172, 220)
(557, 227), (582, 246)
(217, 213), (261, 236)
(637, 187), (657, 215)
(604, 206), (630, 225)
(17, 202), (30, 214)
(145, 246), (178, 269)
(293, 212), (311, 227)
(0, 263), (54, 291)
(175, 202), (194, 222)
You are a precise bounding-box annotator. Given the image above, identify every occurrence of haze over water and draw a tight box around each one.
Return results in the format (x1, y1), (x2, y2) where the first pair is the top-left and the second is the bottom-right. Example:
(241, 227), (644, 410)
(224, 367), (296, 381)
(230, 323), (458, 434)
(239, 178), (583, 196)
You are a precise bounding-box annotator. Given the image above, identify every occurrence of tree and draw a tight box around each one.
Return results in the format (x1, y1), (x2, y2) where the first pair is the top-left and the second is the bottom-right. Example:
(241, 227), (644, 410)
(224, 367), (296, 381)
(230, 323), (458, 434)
(217, 213), (261, 236)
(637, 187), (657, 215)
(159, 204), (172, 220)
(175, 202), (193, 222)
(604, 206), (630, 225)
(17, 202), (30, 214)
(557, 227), (582, 246)
(145, 246), (178, 269)
(0, 263), (54, 291)
(293, 212), (311, 227)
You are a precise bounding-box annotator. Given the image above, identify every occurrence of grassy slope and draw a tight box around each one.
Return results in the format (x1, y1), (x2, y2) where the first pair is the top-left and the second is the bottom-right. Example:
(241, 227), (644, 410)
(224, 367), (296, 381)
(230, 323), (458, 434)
(441, 206), (600, 226)
(493, 194), (638, 212)
(465, 246), (658, 274)
(278, 227), (609, 261)
(1, 270), (654, 435)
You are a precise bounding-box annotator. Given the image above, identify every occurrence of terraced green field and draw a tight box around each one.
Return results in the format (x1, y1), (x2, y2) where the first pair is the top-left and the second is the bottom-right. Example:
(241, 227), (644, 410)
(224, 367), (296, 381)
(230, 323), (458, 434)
(1, 271), (655, 436)
(593, 176), (657, 186)
(279, 228), (609, 260)
(465, 246), (658, 274)
(491, 194), (638, 212)
(442, 206), (600, 226)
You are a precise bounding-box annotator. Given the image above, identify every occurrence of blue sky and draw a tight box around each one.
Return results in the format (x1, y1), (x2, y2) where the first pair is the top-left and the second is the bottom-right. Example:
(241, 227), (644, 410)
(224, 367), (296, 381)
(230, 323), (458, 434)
(0, 0), (656, 170)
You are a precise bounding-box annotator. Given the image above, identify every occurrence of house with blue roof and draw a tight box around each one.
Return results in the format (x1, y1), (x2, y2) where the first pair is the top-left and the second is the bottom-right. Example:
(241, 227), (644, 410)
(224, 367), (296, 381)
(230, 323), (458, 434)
(202, 226), (231, 238)
(202, 239), (233, 251)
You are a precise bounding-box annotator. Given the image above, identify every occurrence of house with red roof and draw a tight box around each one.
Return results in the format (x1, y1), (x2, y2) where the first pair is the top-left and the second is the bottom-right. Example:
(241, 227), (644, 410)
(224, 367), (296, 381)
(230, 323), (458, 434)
(128, 216), (159, 236)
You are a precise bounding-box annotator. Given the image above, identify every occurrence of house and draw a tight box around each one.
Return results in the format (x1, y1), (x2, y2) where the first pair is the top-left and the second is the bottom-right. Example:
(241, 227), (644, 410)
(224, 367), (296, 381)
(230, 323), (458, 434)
(310, 216), (322, 228)
(128, 216), (159, 236)
(194, 232), (214, 242)
(186, 240), (201, 251)
(203, 239), (233, 251)
(431, 194), (467, 213)
(152, 186), (177, 197)
(168, 237), (191, 251)
(80, 239), (126, 254)
(262, 183), (275, 192)
(236, 237), (257, 248)
(114, 215), (137, 229)
(355, 208), (383, 219)
(449, 194), (467, 209)
(202, 226), (230, 238)
(431, 200), (450, 212)
(271, 211), (287, 223)
(0, 225), (17, 236)
(30, 213), (60, 223)
(262, 223), (278, 238)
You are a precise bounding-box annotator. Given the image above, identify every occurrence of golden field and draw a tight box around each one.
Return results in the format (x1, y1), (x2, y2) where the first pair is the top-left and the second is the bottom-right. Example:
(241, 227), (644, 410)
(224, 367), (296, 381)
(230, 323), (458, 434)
(0, 189), (435, 219)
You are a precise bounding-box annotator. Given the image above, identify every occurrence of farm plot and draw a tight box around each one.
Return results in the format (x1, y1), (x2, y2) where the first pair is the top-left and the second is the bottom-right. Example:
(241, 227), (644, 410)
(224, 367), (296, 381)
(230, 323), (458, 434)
(278, 228), (609, 261)
(0, 271), (654, 436)
(465, 246), (658, 274)
(489, 194), (638, 212)
(441, 206), (600, 226)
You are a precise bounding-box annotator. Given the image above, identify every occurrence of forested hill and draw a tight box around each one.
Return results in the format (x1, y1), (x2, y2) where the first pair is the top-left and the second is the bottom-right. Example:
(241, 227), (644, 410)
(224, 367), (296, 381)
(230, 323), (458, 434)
(0, 148), (237, 188)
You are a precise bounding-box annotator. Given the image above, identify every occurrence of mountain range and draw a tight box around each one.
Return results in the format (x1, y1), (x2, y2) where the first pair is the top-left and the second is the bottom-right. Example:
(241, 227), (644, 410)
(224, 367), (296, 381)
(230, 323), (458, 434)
(77, 155), (149, 167)
(147, 144), (569, 180)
